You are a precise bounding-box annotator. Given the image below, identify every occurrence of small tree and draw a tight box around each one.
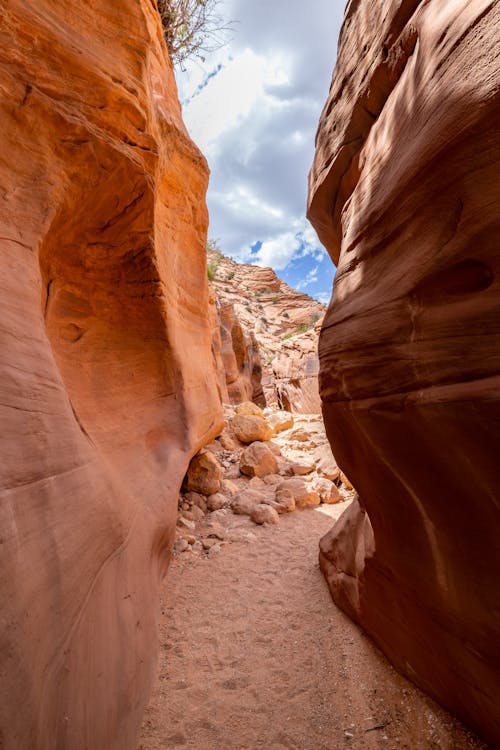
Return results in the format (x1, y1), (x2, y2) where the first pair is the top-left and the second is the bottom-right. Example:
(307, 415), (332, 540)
(158, 0), (231, 68)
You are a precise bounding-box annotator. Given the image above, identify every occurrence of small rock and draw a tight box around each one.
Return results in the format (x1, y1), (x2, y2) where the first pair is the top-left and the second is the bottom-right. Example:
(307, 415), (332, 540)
(288, 428), (310, 442)
(189, 505), (205, 522)
(250, 504), (280, 525)
(220, 479), (239, 497)
(262, 473), (282, 485)
(313, 478), (342, 504)
(204, 522), (226, 540)
(177, 517), (195, 530)
(231, 489), (265, 516)
(207, 493), (227, 511)
(340, 471), (354, 490)
(191, 541), (203, 552)
(201, 538), (217, 550)
(240, 441), (278, 477)
(186, 535), (196, 545)
(208, 543), (222, 557)
(219, 430), (236, 450)
(231, 415), (272, 444)
(273, 488), (296, 513)
(277, 477), (320, 508)
(289, 461), (315, 476)
(174, 538), (189, 553)
(235, 401), (263, 417)
(184, 492), (207, 510)
(248, 476), (267, 490)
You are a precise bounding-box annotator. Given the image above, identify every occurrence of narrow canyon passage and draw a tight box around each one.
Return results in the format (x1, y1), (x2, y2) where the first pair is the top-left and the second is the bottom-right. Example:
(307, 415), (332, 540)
(138, 506), (485, 750)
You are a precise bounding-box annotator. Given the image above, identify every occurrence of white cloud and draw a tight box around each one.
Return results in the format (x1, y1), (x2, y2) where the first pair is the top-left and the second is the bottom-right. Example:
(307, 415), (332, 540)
(296, 266), (319, 290)
(175, 0), (343, 291)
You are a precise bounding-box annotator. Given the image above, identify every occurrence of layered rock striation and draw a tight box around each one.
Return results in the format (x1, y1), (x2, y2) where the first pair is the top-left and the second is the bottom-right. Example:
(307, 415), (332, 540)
(308, 0), (500, 745)
(0, 2), (223, 748)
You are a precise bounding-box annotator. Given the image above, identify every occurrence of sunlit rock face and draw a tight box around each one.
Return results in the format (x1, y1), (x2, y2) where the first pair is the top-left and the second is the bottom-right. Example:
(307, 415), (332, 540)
(0, 1), (223, 748)
(308, 0), (500, 744)
(217, 300), (266, 406)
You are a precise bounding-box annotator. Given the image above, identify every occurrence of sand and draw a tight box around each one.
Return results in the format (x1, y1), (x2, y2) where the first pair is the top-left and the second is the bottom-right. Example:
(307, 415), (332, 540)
(138, 503), (487, 750)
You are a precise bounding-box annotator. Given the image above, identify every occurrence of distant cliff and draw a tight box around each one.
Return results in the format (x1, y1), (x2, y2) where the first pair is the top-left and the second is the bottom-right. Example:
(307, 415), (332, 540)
(207, 248), (326, 413)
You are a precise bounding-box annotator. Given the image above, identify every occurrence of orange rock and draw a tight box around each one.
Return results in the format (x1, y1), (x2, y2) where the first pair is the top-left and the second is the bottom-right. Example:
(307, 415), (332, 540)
(184, 451), (223, 496)
(231, 415), (273, 444)
(240, 441), (279, 478)
(0, 2), (223, 748)
(235, 401), (264, 417)
(308, 1), (500, 745)
(278, 478), (320, 508)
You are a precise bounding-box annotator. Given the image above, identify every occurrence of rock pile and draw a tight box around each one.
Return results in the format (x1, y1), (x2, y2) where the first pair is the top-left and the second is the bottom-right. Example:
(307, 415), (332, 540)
(174, 403), (354, 558)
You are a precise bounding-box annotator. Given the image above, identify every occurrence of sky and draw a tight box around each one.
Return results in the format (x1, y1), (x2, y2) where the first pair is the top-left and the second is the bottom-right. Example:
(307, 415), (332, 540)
(175, 0), (345, 304)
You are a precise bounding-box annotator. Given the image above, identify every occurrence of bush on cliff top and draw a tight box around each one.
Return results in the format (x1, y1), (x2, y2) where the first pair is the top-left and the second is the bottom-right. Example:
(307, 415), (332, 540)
(158, 0), (231, 67)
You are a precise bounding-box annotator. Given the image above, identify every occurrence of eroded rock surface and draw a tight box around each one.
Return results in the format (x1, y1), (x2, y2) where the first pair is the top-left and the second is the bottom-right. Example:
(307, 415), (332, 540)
(308, 1), (500, 745)
(207, 248), (325, 411)
(0, 2), (223, 748)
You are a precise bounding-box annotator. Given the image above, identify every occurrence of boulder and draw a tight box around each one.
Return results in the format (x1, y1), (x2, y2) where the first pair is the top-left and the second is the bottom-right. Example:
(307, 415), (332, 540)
(231, 414), (272, 443)
(277, 478), (320, 508)
(250, 504), (280, 526)
(184, 451), (223, 496)
(240, 441), (278, 478)
(235, 401), (264, 417)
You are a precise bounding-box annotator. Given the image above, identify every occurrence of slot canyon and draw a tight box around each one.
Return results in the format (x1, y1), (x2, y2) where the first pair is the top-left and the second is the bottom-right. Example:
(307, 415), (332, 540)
(0, 1), (498, 749)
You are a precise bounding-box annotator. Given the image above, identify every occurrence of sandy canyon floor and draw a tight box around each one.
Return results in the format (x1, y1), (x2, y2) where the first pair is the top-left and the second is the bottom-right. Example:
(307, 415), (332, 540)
(138, 503), (486, 750)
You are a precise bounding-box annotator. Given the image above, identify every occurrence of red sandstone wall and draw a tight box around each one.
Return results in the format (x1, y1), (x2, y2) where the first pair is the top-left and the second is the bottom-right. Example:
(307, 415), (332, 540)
(308, 0), (500, 745)
(0, 1), (223, 747)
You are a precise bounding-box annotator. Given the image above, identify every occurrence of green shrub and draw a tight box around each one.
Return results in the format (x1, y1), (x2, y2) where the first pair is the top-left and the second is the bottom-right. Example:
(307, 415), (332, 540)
(283, 332), (293, 340)
(207, 259), (219, 280)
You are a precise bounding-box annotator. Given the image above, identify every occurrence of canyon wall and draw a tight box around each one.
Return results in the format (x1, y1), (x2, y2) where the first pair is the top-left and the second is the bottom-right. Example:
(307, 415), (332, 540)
(308, 0), (500, 745)
(0, 1), (223, 748)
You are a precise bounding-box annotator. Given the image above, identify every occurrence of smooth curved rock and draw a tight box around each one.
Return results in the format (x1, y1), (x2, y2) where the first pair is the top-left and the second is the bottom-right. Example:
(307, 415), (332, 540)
(0, 2), (223, 748)
(308, 1), (500, 745)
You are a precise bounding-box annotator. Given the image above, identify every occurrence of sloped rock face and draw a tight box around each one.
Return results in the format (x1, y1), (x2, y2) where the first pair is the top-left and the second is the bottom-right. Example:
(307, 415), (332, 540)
(208, 250), (325, 411)
(308, 0), (500, 745)
(0, 2), (223, 749)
